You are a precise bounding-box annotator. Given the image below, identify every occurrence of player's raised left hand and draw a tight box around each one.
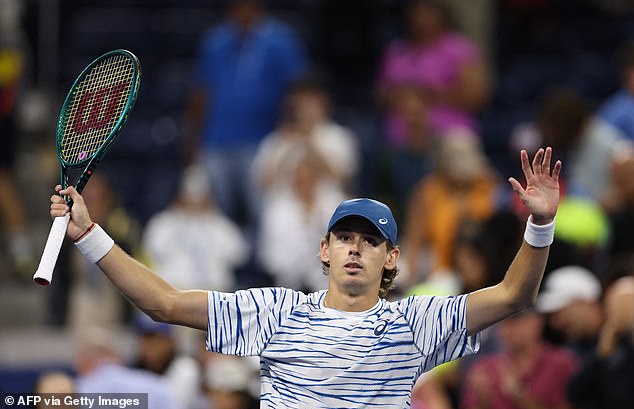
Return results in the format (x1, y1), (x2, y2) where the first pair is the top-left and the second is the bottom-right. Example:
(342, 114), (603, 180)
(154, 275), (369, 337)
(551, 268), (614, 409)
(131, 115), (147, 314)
(508, 147), (561, 225)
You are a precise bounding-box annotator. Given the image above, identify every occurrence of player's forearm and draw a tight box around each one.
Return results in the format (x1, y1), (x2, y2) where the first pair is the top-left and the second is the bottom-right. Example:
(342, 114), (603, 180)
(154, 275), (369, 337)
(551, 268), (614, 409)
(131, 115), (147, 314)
(97, 245), (207, 330)
(499, 241), (550, 312)
(97, 245), (180, 320)
(98, 245), (209, 330)
(70, 216), (208, 329)
(498, 214), (554, 312)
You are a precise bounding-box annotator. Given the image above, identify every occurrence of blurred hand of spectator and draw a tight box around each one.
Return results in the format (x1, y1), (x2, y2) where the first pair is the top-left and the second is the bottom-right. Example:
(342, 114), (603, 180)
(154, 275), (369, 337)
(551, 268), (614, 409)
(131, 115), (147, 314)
(596, 276), (634, 358)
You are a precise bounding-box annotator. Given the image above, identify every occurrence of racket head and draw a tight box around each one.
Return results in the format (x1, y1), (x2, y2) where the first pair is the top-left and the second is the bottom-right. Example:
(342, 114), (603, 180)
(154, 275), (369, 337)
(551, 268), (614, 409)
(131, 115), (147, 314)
(56, 49), (141, 189)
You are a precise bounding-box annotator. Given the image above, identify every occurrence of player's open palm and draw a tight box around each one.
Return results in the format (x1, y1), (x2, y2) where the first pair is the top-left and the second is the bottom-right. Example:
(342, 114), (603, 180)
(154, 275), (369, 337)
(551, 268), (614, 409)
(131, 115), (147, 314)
(508, 147), (561, 224)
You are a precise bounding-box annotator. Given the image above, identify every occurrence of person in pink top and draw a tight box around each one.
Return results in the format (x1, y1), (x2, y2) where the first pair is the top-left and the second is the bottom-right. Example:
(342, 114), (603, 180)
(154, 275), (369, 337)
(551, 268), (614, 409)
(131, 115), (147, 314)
(377, 0), (489, 148)
(460, 309), (579, 409)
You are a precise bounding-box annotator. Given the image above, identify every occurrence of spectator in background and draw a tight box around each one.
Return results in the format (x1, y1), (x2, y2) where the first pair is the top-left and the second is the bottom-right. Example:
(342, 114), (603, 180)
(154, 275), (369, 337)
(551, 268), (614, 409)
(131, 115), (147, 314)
(75, 327), (178, 409)
(132, 312), (201, 409)
(251, 76), (360, 196)
(599, 42), (634, 142)
(143, 164), (248, 355)
(257, 149), (345, 293)
(143, 163), (248, 293)
(378, 84), (436, 216)
(605, 146), (634, 257)
(403, 131), (500, 287)
(538, 264), (634, 407)
(460, 308), (579, 409)
(65, 173), (142, 330)
(567, 276), (634, 409)
(377, 0), (489, 149)
(536, 265), (603, 362)
(204, 354), (259, 409)
(0, 0), (34, 278)
(514, 87), (627, 206)
(184, 0), (307, 228)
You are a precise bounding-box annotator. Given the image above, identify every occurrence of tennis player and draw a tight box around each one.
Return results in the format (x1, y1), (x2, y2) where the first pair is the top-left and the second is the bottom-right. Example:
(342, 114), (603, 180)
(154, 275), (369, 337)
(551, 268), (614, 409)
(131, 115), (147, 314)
(50, 148), (560, 408)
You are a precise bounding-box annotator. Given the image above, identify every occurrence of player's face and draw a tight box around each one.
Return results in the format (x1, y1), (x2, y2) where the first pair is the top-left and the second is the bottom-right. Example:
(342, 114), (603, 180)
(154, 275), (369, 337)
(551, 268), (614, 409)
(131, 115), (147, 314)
(320, 217), (398, 297)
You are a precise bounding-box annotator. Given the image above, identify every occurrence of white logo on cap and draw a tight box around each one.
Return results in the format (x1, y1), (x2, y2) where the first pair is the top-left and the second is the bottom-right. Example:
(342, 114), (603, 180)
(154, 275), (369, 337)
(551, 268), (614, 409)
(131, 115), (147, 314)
(378, 218), (388, 225)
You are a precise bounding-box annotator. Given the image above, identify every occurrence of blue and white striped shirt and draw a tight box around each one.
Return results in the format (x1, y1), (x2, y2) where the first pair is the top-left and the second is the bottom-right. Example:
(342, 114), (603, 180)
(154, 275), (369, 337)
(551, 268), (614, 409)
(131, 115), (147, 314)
(206, 288), (479, 408)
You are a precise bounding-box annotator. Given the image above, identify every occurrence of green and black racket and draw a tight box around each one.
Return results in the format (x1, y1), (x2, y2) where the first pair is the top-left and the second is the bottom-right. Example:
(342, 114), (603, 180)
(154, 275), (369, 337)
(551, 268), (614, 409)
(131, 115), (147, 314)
(33, 49), (141, 285)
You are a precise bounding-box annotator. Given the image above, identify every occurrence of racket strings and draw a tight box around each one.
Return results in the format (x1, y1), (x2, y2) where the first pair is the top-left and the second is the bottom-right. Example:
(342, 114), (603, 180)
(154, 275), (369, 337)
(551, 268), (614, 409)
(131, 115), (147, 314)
(61, 54), (135, 165)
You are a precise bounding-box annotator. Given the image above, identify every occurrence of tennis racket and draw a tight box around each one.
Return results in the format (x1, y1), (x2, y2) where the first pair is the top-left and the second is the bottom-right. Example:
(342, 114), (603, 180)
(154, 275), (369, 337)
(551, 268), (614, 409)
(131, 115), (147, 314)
(33, 49), (141, 285)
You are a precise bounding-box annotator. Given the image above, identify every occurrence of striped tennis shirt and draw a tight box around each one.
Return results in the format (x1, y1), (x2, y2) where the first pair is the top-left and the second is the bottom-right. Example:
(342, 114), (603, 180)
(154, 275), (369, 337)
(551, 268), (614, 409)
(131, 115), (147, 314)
(206, 288), (479, 408)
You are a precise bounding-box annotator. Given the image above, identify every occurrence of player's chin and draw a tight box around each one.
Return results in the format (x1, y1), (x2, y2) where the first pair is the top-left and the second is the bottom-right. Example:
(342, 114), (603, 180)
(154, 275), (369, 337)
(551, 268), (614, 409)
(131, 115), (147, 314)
(338, 275), (370, 291)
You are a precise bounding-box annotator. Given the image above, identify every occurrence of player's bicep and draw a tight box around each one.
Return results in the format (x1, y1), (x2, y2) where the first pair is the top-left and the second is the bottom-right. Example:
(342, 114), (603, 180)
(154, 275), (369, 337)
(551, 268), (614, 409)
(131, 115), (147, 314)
(465, 285), (515, 336)
(168, 289), (209, 331)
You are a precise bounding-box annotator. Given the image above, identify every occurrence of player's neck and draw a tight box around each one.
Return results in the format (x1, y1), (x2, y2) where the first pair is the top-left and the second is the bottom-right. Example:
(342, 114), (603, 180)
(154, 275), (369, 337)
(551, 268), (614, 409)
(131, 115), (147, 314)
(324, 289), (379, 312)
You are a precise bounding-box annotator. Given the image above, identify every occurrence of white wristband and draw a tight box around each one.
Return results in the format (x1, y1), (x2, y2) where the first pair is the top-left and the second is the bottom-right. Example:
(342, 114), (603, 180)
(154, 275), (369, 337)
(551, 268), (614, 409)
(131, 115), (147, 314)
(74, 224), (114, 263)
(524, 216), (555, 248)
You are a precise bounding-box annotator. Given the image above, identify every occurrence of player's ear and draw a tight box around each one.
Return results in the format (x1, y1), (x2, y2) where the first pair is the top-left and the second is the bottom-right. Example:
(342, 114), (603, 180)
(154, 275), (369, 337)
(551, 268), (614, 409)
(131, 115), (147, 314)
(319, 235), (330, 264)
(384, 245), (400, 270)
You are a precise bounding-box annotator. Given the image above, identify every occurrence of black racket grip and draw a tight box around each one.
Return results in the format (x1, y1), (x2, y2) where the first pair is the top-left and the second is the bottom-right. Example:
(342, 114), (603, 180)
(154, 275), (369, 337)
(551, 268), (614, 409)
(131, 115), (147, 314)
(67, 159), (100, 208)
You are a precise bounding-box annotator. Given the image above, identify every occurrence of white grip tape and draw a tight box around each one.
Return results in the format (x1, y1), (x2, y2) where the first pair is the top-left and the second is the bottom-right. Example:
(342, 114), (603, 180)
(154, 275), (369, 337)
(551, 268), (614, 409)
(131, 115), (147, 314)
(33, 214), (71, 285)
(74, 223), (114, 264)
(524, 216), (555, 248)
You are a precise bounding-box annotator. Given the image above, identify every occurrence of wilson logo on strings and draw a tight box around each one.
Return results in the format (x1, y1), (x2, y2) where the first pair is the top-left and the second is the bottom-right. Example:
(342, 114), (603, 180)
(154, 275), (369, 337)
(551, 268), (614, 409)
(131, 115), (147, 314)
(72, 82), (128, 134)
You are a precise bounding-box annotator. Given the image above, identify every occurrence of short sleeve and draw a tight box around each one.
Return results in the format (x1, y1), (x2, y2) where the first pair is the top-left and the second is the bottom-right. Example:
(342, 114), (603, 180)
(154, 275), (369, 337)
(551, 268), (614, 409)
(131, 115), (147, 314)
(397, 294), (480, 369)
(206, 287), (306, 356)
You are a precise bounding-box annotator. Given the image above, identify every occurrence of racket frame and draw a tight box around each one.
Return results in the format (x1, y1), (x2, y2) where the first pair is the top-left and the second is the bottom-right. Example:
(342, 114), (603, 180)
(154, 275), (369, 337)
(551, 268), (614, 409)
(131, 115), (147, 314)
(57, 49), (141, 199)
(33, 49), (141, 285)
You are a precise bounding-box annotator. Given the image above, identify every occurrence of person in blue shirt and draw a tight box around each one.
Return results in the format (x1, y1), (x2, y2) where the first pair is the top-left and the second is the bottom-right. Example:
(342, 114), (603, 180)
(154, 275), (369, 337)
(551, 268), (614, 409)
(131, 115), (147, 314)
(49, 148), (561, 408)
(184, 0), (307, 226)
(599, 42), (634, 142)
(74, 327), (178, 409)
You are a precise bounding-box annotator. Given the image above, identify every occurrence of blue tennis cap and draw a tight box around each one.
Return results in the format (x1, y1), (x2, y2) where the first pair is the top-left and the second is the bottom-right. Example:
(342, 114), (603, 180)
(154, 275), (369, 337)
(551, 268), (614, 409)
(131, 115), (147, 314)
(327, 198), (397, 244)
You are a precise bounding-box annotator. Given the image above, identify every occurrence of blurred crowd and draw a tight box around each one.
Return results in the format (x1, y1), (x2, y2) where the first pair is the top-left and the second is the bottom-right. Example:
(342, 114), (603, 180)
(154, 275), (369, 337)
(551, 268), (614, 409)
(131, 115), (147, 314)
(1, 0), (634, 408)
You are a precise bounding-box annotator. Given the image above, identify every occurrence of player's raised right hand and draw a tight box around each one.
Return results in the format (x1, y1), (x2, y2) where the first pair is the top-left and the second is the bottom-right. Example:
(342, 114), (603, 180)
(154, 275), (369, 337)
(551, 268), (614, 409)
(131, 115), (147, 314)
(51, 185), (94, 240)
